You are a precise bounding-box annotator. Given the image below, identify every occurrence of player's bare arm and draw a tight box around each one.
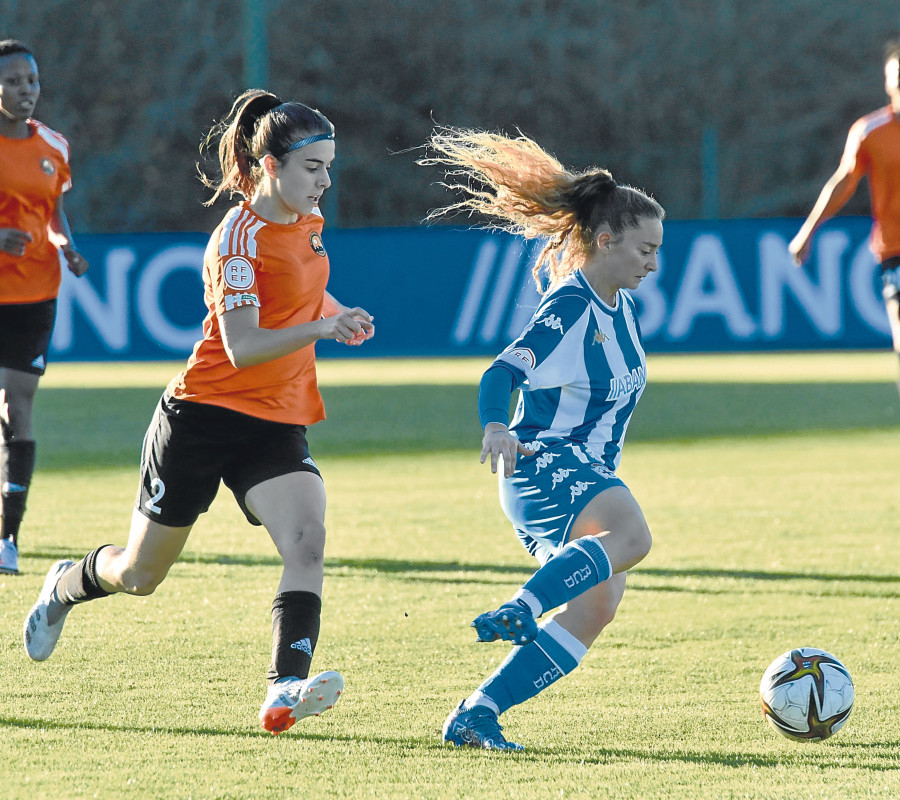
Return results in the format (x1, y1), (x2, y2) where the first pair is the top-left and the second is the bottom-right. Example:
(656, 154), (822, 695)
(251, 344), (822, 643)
(220, 302), (373, 368)
(789, 167), (861, 266)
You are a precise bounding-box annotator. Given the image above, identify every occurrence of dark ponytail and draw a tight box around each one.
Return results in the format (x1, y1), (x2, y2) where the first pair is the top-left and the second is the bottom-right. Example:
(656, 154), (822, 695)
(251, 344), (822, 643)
(200, 89), (334, 205)
(562, 170), (664, 253)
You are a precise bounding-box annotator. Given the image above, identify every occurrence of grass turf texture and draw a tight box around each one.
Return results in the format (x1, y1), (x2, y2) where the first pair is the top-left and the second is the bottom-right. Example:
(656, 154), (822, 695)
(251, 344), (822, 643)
(2, 352), (899, 799)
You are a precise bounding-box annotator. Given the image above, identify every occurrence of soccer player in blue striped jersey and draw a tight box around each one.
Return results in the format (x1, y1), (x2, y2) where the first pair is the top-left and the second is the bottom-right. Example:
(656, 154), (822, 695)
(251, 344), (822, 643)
(421, 127), (664, 751)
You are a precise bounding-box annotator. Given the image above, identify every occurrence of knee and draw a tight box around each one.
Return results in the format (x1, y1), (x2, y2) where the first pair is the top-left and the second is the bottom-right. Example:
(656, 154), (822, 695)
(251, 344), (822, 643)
(117, 563), (170, 596)
(585, 602), (619, 637)
(631, 520), (652, 560)
(277, 522), (327, 567)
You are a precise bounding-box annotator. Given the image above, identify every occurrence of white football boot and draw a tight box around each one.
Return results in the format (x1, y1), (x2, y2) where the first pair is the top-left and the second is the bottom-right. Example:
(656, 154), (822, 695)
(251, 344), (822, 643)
(24, 560), (75, 661)
(259, 670), (343, 734)
(0, 537), (19, 575)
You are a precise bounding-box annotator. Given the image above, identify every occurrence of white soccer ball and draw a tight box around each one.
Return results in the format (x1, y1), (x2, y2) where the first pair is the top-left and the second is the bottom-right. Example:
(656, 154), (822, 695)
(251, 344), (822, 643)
(759, 647), (854, 741)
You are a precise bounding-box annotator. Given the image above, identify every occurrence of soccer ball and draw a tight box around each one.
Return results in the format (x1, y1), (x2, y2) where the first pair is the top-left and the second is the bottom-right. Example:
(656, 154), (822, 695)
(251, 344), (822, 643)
(759, 647), (854, 741)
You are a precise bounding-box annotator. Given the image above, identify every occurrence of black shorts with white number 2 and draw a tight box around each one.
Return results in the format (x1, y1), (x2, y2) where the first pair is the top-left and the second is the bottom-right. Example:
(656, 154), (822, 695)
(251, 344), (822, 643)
(136, 393), (321, 528)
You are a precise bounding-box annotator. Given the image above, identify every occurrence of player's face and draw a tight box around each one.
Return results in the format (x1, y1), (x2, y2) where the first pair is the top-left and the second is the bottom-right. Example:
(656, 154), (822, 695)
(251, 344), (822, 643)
(604, 216), (663, 293)
(0, 53), (40, 124)
(886, 57), (900, 100)
(274, 138), (334, 218)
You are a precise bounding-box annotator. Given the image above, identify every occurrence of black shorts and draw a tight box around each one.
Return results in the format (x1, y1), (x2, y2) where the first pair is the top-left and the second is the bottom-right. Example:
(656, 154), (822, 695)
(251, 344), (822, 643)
(136, 393), (322, 528)
(882, 256), (900, 303)
(0, 299), (56, 375)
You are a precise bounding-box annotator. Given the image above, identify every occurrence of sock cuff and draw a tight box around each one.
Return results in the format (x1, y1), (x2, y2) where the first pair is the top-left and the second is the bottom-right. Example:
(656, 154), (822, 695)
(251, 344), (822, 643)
(538, 618), (588, 663)
(272, 590), (322, 613)
(570, 536), (612, 581)
(83, 545), (114, 600)
(463, 691), (501, 716)
(511, 588), (542, 618)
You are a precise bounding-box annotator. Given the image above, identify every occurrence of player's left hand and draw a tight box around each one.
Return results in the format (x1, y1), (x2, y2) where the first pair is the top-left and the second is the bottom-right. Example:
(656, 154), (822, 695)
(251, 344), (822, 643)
(343, 320), (374, 346)
(62, 246), (89, 277)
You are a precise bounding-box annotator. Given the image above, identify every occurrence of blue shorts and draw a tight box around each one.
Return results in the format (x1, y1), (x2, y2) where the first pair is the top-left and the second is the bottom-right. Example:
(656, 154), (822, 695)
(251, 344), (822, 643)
(498, 439), (625, 565)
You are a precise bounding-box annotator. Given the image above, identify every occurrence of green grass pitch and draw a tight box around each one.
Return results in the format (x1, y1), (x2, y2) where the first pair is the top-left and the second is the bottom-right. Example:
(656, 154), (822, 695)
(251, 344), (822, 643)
(2, 352), (899, 799)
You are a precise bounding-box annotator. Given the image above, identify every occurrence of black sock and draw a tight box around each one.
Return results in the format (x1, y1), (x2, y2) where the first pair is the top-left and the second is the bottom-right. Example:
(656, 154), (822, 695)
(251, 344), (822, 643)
(267, 591), (322, 684)
(0, 440), (36, 545)
(55, 546), (114, 606)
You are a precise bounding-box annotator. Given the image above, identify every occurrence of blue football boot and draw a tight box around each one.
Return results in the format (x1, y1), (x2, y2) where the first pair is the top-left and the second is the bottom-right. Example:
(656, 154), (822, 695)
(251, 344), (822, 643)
(471, 602), (537, 645)
(442, 702), (524, 751)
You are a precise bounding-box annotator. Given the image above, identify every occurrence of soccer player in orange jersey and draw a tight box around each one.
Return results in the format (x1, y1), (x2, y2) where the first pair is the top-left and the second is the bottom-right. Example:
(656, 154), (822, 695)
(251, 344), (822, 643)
(23, 90), (374, 735)
(0, 40), (89, 575)
(790, 39), (900, 395)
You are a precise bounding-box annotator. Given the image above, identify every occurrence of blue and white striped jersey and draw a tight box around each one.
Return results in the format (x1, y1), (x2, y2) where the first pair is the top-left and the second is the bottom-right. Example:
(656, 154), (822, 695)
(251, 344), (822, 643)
(495, 270), (646, 471)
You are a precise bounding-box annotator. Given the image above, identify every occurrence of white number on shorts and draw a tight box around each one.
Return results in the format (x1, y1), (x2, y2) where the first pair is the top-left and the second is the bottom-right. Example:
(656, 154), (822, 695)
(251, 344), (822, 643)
(145, 478), (166, 514)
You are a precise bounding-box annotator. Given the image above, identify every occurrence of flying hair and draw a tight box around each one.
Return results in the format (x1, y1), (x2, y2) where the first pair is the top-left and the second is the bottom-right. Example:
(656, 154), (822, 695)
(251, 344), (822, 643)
(420, 126), (663, 289)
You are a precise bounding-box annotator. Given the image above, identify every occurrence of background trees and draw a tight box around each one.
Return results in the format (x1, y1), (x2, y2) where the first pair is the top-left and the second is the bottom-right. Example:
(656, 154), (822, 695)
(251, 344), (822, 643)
(3, 0), (896, 231)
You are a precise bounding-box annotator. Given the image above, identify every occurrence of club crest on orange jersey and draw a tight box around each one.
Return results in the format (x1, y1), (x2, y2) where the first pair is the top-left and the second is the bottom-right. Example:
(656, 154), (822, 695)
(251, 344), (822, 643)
(40, 158), (55, 176)
(309, 231), (326, 257)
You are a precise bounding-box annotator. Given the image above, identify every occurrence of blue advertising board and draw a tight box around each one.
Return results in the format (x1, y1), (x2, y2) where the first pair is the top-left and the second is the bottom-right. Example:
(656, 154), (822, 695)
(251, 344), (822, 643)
(50, 216), (890, 361)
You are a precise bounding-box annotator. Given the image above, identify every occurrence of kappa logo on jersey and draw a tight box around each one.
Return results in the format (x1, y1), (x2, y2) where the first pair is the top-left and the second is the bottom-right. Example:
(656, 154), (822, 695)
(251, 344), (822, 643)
(223, 256), (256, 289)
(521, 440), (547, 453)
(534, 451), (561, 473)
(550, 467), (575, 490)
(607, 366), (647, 401)
(290, 638), (313, 656)
(593, 329), (609, 345)
(590, 462), (614, 478)
(570, 480), (596, 503)
(309, 231), (327, 257)
(40, 158), (55, 176)
(535, 314), (564, 334)
(224, 292), (260, 311)
(508, 347), (536, 369)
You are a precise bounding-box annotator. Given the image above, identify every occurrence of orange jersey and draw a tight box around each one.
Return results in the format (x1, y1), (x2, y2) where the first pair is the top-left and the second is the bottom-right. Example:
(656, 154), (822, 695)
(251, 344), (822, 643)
(841, 106), (900, 261)
(168, 202), (330, 424)
(0, 120), (72, 303)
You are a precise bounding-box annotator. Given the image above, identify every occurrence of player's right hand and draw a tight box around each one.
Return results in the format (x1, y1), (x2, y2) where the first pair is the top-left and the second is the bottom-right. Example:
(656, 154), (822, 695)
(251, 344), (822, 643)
(788, 235), (810, 267)
(317, 307), (374, 344)
(0, 228), (33, 257)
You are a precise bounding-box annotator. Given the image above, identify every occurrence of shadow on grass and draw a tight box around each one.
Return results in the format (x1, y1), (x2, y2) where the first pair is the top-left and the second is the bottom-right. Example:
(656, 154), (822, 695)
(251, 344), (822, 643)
(1, 715), (896, 771)
(24, 548), (900, 592)
(33, 381), (900, 470)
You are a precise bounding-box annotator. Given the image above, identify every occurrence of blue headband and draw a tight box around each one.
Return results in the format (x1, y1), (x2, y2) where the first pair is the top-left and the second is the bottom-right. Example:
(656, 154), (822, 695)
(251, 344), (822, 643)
(283, 132), (335, 154)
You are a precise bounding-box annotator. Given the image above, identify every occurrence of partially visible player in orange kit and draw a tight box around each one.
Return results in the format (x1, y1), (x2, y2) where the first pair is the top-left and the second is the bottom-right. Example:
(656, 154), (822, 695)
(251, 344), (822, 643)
(23, 89), (373, 735)
(0, 39), (89, 576)
(790, 38), (900, 395)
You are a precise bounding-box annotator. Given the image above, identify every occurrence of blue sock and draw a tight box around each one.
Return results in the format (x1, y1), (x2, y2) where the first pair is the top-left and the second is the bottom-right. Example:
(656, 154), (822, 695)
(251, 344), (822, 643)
(512, 535), (612, 617)
(466, 619), (588, 714)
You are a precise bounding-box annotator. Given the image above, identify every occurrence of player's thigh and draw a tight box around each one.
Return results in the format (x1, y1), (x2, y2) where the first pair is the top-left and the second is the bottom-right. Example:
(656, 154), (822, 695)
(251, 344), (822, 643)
(569, 485), (651, 571)
(244, 471), (327, 558)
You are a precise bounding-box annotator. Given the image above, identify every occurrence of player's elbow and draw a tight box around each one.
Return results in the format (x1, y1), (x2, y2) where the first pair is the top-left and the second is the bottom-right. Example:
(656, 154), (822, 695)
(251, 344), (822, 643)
(223, 342), (262, 370)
